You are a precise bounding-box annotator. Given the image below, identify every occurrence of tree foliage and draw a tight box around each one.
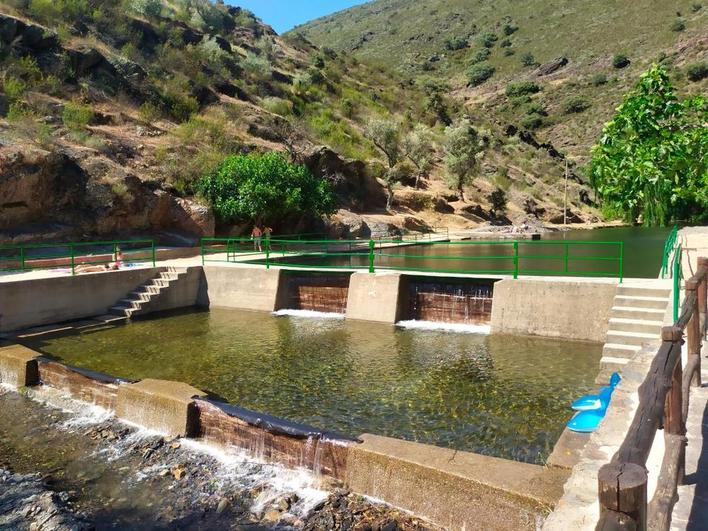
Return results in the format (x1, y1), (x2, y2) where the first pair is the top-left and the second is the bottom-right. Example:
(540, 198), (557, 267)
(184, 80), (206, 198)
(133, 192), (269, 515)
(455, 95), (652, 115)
(589, 65), (707, 226)
(443, 119), (485, 200)
(365, 119), (402, 208)
(403, 124), (435, 188)
(197, 152), (335, 224)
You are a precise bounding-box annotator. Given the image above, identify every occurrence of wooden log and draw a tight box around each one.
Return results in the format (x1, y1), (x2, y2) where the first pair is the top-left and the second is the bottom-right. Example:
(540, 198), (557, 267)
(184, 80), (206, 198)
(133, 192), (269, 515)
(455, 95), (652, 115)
(647, 433), (687, 531)
(696, 257), (707, 338)
(664, 354), (684, 437)
(597, 462), (647, 530)
(682, 355), (700, 424)
(685, 279), (701, 387)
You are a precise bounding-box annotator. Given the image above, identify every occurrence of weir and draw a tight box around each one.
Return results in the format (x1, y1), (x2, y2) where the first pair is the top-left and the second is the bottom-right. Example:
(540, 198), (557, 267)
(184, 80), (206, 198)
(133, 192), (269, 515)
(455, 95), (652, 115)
(403, 276), (495, 324)
(277, 272), (351, 314)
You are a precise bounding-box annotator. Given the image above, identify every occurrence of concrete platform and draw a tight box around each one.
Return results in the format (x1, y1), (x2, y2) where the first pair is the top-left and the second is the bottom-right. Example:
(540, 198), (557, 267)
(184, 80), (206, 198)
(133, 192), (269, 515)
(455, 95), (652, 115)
(547, 427), (591, 470)
(0, 344), (40, 387)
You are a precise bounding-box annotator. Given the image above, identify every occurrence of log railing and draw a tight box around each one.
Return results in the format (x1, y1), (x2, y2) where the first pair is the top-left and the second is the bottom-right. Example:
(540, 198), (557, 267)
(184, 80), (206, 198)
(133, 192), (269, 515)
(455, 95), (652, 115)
(597, 256), (707, 531)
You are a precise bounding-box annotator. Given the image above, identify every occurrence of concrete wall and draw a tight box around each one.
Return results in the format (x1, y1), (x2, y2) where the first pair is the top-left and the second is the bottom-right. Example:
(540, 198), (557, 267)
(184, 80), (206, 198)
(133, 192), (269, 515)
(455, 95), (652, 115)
(346, 272), (403, 323)
(0, 268), (162, 332)
(490, 278), (618, 342)
(199, 266), (282, 312)
(139, 267), (202, 316)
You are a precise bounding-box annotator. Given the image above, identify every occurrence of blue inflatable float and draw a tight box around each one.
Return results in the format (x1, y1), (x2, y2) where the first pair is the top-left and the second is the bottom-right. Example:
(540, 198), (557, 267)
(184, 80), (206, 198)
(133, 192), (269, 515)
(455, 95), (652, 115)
(567, 373), (621, 433)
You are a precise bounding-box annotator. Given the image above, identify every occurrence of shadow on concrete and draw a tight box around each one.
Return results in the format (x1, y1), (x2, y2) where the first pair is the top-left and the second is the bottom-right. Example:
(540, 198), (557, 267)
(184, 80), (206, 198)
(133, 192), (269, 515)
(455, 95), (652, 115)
(685, 387), (708, 530)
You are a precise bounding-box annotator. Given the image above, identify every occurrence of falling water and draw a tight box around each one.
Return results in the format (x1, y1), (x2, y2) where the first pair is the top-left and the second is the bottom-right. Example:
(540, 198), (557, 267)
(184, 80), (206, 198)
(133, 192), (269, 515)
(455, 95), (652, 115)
(406, 279), (495, 324)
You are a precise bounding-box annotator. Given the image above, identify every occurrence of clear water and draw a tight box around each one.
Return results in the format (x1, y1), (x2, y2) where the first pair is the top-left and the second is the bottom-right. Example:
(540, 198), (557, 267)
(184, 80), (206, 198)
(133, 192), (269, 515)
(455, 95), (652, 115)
(263, 227), (670, 279)
(26, 309), (602, 464)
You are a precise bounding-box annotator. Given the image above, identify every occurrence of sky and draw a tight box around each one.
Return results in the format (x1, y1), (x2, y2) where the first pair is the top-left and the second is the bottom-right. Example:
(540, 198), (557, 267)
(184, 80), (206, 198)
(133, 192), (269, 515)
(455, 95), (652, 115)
(229, 0), (370, 34)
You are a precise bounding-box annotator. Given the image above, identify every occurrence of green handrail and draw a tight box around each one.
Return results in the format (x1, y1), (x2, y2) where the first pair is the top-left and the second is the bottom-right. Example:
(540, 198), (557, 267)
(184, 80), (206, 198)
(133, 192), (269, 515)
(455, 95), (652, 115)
(661, 225), (679, 279)
(673, 244), (682, 322)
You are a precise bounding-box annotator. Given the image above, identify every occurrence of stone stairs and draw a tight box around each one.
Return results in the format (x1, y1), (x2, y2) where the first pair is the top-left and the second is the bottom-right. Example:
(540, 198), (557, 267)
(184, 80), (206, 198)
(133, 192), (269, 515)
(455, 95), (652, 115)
(106, 267), (187, 320)
(599, 282), (672, 376)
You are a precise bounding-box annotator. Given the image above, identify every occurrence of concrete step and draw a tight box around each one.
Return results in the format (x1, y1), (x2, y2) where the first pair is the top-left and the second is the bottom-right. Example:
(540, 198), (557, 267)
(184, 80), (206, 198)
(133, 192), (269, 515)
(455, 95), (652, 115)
(608, 317), (664, 335)
(602, 343), (642, 359)
(616, 286), (672, 298)
(610, 306), (666, 320)
(606, 330), (660, 346)
(93, 314), (129, 325)
(614, 295), (670, 310)
(598, 356), (631, 383)
(118, 299), (143, 309)
(158, 272), (179, 281)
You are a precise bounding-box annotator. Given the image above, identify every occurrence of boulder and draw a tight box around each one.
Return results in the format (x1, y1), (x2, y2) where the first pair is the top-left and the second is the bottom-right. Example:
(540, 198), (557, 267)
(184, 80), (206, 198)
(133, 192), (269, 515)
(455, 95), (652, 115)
(433, 197), (455, 214)
(536, 57), (569, 76)
(459, 204), (490, 221)
(403, 216), (431, 233)
(326, 210), (370, 239)
(522, 197), (546, 218)
(548, 208), (584, 224)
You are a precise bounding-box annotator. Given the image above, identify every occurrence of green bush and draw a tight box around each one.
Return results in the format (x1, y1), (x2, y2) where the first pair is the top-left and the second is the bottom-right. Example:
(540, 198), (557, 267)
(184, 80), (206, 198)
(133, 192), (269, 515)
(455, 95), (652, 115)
(131, 0), (162, 18)
(445, 37), (468, 51)
(670, 18), (686, 32)
(506, 81), (541, 97)
(686, 62), (708, 82)
(613, 54), (630, 69)
(591, 73), (608, 86)
(521, 114), (548, 130)
(341, 98), (355, 118)
(520, 52), (537, 67)
(503, 48), (515, 56)
(62, 101), (94, 129)
(479, 32), (498, 48)
(503, 24), (518, 36)
(261, 97), (293, 116)
(692, 3), (702, 12)
(500, 39), (512, 48)
(562, 96), (591, 114)
(2, 77), (26, 101)
(467, 63), (496, 87)
(196, 152), (335, 223)
(468, 48), (491, 65)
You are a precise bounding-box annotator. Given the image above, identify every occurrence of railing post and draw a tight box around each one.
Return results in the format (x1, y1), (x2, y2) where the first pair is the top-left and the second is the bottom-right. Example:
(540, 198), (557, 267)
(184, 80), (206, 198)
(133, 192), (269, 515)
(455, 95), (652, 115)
(20, 245), (25, 272)
(368, 239), (375, 273)
(673, 245), (682, 323)
(70, 243), (75, 276)
(151, 240), (156, 267)
(686, 279), (701, 388)
(597, 462), (648, 530)
(513, 241), (519, 279)
(564, 242), (569, 274)
(619, 241), (624, 284)
(698, 257), (708, 338)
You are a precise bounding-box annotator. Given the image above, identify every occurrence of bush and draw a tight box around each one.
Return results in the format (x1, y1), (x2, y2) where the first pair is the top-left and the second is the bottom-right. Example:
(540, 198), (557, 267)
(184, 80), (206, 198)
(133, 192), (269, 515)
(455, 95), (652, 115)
(138, 101), (161, 122)
(520, 52), (537, 67)
(500, 39), (512, 48)
(692, 3), (702, 12)
(479, 32), (498, 48)
(2, 76), (26, 101)
(503, 48), (515, 56)
(613, 54), (630, 69)
(670, 18), (686, 32)
(503, 24), (518, 36)
(591, 73), (608, 86)
(243, 52), (271, 76)
(341, 98), (355, 118)
(686, 62), (708, 82)
(521, 114), (548, 130)
(131, 0), (162, 18)
(261, 97), (293, 116)
(506, 81), (541, 97)
(526, 102), (547, 116)
(467, 63), (496, 87)
(62, 101), (94, 129)
(445, 36), (469, 51)
(468, 48), (491, 65)
(489, 187), (508, 216)
(197, 152), (335, 223)
(562, 96), (591, 114)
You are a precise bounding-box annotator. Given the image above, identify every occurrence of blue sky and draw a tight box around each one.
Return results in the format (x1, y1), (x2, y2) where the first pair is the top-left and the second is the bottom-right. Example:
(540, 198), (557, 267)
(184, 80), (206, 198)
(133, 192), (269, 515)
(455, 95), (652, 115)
(229, 1), (370, 34)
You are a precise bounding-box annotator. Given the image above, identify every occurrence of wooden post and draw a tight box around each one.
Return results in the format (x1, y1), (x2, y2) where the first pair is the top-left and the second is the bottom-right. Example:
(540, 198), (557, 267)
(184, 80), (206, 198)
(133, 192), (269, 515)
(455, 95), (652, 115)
(698, 257), (707, 338)
(686, 279), (701, 387)
(597, 462), (648, 530)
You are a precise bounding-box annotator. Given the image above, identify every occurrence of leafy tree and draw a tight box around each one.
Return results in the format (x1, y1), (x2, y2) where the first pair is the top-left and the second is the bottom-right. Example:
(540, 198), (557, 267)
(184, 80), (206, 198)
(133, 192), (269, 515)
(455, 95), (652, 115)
(479, 32), (498, 48)
(506, 81), (541, 97)
(467, 63), (495, 87)
(489, 187), (508, 217)
(197, 152), (335, 224)
(589, 65), (708, 226)
(403, 124), (435, 189)
(443, 119), (485, 201)
(469, 48), (491, 65)
(562, 96), (591, 114)
(365, 119), (402, 209)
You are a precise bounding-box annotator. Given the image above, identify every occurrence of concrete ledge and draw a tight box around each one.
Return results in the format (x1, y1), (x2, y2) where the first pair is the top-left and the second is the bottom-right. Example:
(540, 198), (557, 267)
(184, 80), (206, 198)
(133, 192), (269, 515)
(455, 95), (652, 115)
(346, 273), (403, 323)
(116, 379), (206, 437)
(200, 267), (281, 312)
(0, 344), (39, 387)
(345, 434), (569, 530)
(491, 278), (617, 342)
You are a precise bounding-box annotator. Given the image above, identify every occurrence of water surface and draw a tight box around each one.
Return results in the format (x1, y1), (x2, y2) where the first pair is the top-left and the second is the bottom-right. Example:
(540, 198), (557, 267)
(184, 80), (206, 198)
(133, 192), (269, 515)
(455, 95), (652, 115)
(26, 309), (602, 464)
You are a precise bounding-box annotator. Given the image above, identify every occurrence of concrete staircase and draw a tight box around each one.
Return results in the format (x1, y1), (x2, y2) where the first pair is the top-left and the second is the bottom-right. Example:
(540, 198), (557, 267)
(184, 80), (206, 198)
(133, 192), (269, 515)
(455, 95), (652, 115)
(106, 267), (188, 319)
(599, 282), (672, 376)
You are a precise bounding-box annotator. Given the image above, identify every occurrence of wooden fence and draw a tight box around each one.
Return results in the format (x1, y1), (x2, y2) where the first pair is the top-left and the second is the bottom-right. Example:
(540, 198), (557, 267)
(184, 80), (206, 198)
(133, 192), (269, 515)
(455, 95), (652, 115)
(597, 256), (707, 530)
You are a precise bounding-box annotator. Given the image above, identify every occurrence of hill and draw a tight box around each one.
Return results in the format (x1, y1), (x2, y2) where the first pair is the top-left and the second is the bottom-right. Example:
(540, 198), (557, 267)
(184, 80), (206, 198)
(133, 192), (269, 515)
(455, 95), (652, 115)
(295, 0), (708, 169)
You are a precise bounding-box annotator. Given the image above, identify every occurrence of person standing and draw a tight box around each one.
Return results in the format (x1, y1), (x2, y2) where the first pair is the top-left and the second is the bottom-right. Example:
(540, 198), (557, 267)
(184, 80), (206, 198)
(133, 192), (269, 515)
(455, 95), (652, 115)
(251, 225), (263, 252)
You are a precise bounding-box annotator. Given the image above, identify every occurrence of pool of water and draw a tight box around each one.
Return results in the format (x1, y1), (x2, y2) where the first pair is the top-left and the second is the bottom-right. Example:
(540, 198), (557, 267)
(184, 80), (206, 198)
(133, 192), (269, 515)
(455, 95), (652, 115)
(25, 309), (602, 464)
(264, 227), (670, 279)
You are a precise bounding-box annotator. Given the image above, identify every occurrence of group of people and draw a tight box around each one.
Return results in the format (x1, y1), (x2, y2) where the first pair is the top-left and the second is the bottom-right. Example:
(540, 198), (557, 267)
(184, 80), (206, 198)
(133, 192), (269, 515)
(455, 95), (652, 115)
(74, 247), (124, 274)
(250, 225), (272, 252)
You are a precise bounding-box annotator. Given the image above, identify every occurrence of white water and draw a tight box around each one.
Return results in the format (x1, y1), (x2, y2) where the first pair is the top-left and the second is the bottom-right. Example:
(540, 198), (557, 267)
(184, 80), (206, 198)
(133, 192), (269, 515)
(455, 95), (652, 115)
(396, 320), (491, 334)
(272, 309), (345, 320)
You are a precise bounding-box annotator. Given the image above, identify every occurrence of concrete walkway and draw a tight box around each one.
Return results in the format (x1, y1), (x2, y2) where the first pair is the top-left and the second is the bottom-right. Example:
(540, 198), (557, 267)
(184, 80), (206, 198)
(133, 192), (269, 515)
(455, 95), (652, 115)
(672, 339), (708, 530)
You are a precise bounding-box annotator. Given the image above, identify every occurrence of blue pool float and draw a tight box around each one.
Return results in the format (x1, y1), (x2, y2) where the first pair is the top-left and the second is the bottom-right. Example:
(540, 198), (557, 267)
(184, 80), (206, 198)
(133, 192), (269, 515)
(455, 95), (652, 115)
(571, 373), (621, 411)
(567, 373), (620, 433)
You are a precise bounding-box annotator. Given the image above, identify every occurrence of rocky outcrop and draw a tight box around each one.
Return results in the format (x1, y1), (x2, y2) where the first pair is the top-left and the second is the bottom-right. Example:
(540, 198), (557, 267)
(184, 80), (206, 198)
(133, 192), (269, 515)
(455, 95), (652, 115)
(304, 147), (388, 211)
(535, 57), (568, 76)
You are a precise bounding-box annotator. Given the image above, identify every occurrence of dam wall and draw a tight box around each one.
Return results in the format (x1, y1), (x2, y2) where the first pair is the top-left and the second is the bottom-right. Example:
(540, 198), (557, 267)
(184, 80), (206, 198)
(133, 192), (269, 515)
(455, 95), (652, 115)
(0, 344), (568, 530)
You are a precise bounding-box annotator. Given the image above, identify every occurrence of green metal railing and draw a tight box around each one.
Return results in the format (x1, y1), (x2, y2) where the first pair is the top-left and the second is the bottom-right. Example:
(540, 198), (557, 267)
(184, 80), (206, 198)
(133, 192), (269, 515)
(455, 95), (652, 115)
(661, 225), (679, 279)
(673, 243), (682, 322)
(0, 240), (156, 275)
(201, 237), (624, 281)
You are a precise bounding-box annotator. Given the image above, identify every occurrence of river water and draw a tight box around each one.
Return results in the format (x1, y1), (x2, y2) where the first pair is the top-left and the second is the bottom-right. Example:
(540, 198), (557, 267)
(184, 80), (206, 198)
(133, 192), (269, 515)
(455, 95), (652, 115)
(25, 309), (602, 464)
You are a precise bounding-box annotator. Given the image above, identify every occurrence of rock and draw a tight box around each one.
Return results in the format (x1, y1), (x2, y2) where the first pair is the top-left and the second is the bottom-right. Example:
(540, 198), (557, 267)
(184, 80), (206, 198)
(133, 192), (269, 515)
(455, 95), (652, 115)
(460, 204), (490, 221)
(548, 208), (584, 224)
(403, 216), (431, 233)
(522, 197), (546, 218)
(368, 221), (402, 238)
(216, 497), (229, 514)
(171, 465), (186, 480)
(433, 197), (455, 214)
(326, 210), (371, 239)
(535, 56), (569, 76)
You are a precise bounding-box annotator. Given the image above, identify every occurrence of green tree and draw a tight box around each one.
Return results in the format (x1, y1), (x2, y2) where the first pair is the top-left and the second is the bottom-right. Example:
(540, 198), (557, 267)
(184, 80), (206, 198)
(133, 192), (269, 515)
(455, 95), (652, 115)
(443, 119), (485, 201)
(197, 152), (335, 224)
(403, 124), (435, 189)
(589, 65), (708, 226)
(365, 118), (402, 209)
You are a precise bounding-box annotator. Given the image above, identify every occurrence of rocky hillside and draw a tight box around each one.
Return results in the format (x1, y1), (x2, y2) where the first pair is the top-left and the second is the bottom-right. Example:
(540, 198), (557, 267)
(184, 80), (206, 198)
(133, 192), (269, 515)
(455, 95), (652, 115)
(296, 0), (708, 171)
(0, 1), (617, 244)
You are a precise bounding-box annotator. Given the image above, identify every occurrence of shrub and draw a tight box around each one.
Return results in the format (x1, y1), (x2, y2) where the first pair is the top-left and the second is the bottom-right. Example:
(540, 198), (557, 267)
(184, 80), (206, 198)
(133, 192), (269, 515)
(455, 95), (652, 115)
(2, 76), (26, 101)
(613, 54), (630, 69)
(521, 114), (548, 130)
(670, 18), (686, 32)
(520, 52), (537, 67)
(692, 3), (702, 12)
(479, 32), (498, 48)
(467, 63), (496, 87)
(62, 101), (94, 129)
(341, 98), (355, 118)
(503, 48), (515, 56)
(445, 36), (468, 51)
(197, 152), (335, 223)
(312, 55), (325, 68)
(503, 24), (518, 36)
(307, 66), (325, 84)
(131, 0), (162, 18)
(526, 102), (547, 116)
(500, 39), (512, 48)
(686, 62), (708, 82)
(591, 73), (608, 86)
(261, 97), (293, 116)
(489, 187), (508, 216)
(243, 52), (271, 76)
(138, 101), (161, 122)
(468, 48), (491, 65)
(562, 96), (591, 114)
(506, 81), (541, 97)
